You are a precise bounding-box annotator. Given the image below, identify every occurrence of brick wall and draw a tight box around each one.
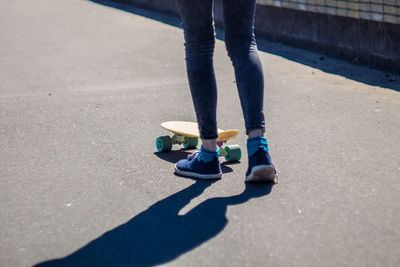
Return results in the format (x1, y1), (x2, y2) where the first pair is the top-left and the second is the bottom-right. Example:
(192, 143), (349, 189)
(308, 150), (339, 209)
(257, 0), (400, 24)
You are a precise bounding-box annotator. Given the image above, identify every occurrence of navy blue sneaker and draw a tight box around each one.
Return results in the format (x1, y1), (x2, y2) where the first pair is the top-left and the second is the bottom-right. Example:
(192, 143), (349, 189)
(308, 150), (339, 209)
(246, 148), (277, 183)
(175, 150), (222, 179)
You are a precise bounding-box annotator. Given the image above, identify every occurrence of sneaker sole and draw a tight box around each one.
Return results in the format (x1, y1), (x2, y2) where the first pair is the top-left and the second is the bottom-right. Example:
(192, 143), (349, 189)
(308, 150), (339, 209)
(246, 165), (276, 183)
(174, 164), (222, 180)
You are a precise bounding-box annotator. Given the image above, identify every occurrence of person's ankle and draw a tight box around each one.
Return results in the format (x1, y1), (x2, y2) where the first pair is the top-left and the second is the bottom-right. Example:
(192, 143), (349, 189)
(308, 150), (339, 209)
(247, 136), (268, 157)
(248, 129), (264, 138)
(199, 145), (220, 163)
(201, 139), (217, 151)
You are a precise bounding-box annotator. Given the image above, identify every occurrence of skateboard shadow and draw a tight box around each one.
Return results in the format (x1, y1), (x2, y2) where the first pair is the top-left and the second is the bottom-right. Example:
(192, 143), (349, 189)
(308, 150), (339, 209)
(154, 151), (234, 174)
(154, 150), (191, 163)
(35, 181), (274, 267)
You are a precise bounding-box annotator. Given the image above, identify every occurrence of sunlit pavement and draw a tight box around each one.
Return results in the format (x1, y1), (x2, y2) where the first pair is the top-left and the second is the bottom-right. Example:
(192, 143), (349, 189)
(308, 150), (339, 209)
(1, 0), (400, 266)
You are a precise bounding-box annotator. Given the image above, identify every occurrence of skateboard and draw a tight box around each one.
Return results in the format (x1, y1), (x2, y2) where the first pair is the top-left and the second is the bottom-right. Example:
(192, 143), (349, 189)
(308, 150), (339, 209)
(156, 121), (241, 162)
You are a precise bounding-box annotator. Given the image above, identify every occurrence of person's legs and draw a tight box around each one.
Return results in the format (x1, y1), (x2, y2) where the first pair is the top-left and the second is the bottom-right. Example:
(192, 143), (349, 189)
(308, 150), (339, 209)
(223, 0), (276, 182)
(222, 0), (265, 136)
(175, 0), (221, 179)
(176, 0), (218, 147)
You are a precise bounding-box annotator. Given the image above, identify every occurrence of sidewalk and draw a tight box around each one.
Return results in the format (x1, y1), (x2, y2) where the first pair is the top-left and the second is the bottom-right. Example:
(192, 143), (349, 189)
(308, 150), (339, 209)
(1, 0), (399, 266)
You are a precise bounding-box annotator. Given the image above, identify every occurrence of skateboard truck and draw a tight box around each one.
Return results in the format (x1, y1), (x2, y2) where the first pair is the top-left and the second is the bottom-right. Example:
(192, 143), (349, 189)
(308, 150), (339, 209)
(156, 135), (241, 163)
(156, 134), (199, 151)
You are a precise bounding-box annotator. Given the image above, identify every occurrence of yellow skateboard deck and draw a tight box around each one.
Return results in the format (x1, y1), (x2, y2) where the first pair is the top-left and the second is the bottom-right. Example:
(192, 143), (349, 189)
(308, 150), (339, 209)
(161, 121), (238, 142)
(156, 121), (241, 162)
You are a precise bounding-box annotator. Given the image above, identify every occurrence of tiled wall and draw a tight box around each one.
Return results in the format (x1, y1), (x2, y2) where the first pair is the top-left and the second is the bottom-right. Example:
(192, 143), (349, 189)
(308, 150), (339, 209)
(257, 0), (400, 24)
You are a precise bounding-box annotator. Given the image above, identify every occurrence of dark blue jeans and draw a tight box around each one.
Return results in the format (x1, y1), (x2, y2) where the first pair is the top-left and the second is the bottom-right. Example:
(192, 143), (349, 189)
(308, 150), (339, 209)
(176, 0), (265, 139)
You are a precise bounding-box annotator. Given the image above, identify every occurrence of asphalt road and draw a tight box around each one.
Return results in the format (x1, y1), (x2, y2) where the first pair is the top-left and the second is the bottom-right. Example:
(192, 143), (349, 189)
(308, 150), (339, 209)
(1, 0), (400, 266)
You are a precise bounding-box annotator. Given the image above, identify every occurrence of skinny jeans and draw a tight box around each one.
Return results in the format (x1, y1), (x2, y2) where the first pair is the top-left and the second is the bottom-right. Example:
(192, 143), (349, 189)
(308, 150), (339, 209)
(176, 0), (265, 139)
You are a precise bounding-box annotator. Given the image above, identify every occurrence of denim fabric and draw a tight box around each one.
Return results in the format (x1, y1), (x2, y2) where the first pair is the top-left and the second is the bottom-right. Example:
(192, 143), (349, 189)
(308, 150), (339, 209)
(176, 0), (266, 139)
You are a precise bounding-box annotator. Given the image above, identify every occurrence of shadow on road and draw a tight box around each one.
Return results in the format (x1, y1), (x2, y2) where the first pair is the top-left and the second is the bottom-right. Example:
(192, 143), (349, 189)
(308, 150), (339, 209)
(35, 181), (274, 267)
(154, 150), (191, 163)
(88, 0), (399, 92)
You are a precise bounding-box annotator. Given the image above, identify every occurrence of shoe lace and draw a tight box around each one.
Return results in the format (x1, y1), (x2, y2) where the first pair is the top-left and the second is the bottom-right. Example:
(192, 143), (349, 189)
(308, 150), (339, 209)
(187, 150), (201, 161)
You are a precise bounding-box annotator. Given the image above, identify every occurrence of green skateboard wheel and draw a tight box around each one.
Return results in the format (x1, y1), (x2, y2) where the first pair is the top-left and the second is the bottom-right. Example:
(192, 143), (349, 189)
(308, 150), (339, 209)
(224, 144), (241, 162)
(156, 136), (172, 152)
(183, 137), (198, 149)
